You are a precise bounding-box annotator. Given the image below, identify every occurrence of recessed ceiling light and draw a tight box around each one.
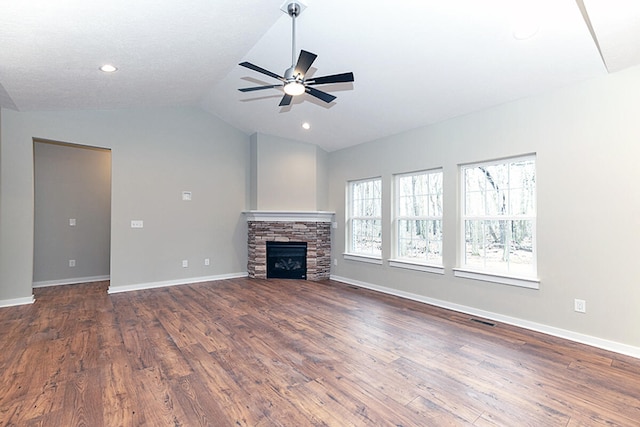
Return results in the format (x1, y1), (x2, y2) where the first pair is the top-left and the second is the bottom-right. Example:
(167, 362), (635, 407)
(302, 122), (310, 130)
(511, 13), (540, 40)
(99, 64), (118, 73)
(513, 24), (539, 40)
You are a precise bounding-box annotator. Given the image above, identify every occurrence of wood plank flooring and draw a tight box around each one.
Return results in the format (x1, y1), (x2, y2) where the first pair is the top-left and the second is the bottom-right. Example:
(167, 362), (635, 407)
(1, 278), (639, 426)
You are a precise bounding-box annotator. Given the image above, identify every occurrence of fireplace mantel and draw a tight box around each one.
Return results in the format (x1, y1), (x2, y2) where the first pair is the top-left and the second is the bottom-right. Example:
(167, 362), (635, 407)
(243, 210), (334, 223)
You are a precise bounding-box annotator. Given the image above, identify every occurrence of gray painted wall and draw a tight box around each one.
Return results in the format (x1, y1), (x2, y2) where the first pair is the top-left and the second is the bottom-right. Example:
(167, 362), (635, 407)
(249, 133), (258, 210)
(33, 141), (111, 284)
(0, 107), (249, 300)
(315, 146), (328, 210)
(328, 64), (640, 349)
(250, 133), (328, 211)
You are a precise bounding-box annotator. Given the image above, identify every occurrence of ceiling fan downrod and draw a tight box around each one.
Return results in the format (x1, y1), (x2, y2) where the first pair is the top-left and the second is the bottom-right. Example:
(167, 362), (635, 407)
(288, 2), (301, 68)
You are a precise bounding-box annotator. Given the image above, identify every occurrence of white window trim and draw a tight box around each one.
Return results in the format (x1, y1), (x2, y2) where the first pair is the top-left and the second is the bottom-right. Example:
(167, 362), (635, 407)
(459, 155), (537, 287)
(388, 259), (445, 274)
(453, 268), (540, 289)
(347, 177), (383, 257)
(393, 168), (444, 267)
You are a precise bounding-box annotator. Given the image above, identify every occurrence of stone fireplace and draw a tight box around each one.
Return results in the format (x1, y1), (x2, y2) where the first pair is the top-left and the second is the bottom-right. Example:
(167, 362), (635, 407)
(245, 211), (333, 281)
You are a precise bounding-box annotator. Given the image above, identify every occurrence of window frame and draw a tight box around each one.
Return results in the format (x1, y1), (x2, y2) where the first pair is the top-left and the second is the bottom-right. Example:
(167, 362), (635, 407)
(345, 177), (383, 263)
(454, 155), (539, 289)
(389, 168), (444, 274)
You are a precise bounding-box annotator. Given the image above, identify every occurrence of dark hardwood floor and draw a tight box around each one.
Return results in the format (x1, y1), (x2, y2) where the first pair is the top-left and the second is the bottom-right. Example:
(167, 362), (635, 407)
(1, 278), (639, 426)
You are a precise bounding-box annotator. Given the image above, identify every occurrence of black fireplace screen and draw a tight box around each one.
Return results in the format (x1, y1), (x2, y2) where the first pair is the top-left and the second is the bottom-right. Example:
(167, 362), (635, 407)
(266, 241), (307, 279)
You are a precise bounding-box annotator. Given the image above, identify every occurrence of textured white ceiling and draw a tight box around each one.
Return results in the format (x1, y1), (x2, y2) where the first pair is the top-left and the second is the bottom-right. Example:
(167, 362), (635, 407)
(0, 0), (638, 151)
(0, 0), (281, 110)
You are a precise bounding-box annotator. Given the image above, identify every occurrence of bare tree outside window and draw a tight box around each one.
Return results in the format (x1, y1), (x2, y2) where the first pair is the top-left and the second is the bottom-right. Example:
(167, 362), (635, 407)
(462, 156), (536, 276)
(395, 169), (443, 264)
(349, 178), (382, 256)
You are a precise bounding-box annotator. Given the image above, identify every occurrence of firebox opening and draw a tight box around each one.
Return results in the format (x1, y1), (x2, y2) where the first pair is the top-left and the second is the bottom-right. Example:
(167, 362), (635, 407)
(266, 241), (307, 280)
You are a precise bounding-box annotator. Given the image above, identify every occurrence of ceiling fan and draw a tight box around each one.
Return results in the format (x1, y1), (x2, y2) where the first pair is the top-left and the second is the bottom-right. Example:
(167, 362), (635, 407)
(238, 1), (354, 107)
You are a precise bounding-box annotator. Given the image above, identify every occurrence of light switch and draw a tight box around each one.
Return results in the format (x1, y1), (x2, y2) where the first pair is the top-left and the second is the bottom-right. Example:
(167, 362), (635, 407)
(182, 191), (192, 201)
(69, 218), (76, 226)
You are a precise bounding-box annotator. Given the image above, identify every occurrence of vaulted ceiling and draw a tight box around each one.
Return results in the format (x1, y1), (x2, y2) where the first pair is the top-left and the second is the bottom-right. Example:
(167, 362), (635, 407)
(1, 0), (638, 151)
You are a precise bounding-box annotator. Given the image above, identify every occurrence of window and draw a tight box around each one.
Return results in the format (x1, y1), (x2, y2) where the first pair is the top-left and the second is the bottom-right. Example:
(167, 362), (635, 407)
(394, 169), (443, 266)
(347, 178), (382, 259)
(459, 156), (536, 282)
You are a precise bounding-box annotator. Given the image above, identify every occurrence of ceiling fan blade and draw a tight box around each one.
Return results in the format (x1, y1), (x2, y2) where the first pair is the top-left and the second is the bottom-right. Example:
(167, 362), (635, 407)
(294, 50), (317, 78)
(279, 94), (293, 106)
(307, 72), (354, 85)
(238, 84), (282, 92)
(239, 62), (285, 81)
(306, 86), (336, 104)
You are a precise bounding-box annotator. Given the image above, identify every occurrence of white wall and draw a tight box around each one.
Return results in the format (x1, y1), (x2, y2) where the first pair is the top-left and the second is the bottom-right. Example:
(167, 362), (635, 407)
(328, 64), (640, 352)
(33, 141), (111, 285)
(0, 107), (249, 300)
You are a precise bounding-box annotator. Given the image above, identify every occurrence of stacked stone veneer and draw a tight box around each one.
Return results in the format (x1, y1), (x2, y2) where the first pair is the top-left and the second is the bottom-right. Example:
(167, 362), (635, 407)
(247, 221), (331, 281)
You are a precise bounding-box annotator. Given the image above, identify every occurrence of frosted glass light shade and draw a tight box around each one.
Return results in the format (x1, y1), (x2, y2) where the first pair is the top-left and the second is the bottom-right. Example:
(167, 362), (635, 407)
(284, 81), (305, 96)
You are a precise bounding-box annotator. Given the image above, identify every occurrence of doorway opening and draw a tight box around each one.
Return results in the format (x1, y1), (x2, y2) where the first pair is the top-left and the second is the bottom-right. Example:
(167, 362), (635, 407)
(33, 139), (112, 288)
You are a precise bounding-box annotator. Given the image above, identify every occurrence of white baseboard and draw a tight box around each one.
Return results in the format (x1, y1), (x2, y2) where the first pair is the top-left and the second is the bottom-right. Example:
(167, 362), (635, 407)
(330, 275), (640, 360)
(33, 275), (111, 288)
(107, 272), (248, 294)
(0, 295), (35, 308)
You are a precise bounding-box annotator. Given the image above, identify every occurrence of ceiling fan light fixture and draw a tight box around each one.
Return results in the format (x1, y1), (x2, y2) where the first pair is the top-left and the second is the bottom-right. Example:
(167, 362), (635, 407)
(237, 0), (353, 107)
(284, 81), (305, 96)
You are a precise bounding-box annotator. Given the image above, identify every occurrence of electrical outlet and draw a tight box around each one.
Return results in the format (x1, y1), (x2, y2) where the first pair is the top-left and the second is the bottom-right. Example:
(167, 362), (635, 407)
(333, 258), (338, 266)
(69, 259), (76, 267)
(204, 258), (210, 266)
(182, 260), (189, 268)
(131, 220), (144, 228)
(574, 299), (586, 313)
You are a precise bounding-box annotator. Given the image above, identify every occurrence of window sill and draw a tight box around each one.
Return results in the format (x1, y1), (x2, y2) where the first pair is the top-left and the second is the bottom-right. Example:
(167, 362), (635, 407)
(343, 253), (383, 265)
(388, 259), (445, 275)
(453, 268), (540, 289)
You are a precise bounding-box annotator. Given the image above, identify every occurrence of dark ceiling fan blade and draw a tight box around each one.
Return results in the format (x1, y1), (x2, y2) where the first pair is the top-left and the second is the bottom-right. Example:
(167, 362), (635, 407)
(306, 86), (336, 104)
(279, 94), (293, 106)
(238, 84), (282, 92)
(293, 50), (317, 77)
(239, 62), (285, 81)
(306, 72), (354, 85)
